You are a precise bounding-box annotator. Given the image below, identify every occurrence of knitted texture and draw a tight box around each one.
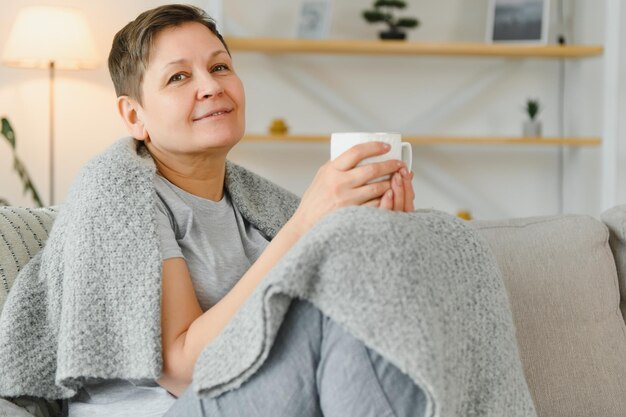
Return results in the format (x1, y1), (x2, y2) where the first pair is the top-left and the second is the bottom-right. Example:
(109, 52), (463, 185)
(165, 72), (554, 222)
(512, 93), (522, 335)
(194, 207), (537, 417)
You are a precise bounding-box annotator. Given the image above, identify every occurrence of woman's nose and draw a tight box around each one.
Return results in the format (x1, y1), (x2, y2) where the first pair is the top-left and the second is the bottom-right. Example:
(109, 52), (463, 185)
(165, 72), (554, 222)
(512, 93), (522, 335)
(197, 73), (224, 99)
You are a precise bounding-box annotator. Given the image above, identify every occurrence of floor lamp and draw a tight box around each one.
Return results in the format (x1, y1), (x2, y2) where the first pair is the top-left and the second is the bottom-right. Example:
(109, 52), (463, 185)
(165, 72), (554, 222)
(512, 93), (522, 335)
(2, 6), (98, 205)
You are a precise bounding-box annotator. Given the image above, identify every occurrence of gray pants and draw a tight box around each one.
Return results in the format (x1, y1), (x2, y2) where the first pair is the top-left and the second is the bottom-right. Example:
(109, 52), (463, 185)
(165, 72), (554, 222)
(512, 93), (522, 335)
(164, 300), (426, 417)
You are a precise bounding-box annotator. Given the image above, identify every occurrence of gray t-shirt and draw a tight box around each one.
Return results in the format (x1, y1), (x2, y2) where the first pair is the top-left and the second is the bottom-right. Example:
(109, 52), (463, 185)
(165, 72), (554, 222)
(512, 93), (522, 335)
(69, 174), (270, 416)
(154, 174), (270, 310)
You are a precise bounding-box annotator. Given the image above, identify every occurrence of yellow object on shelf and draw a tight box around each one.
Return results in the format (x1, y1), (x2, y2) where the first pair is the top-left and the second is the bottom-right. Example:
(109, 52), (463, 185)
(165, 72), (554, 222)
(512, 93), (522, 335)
(457, 210), (472, 221)
(268, 118), (289, 135)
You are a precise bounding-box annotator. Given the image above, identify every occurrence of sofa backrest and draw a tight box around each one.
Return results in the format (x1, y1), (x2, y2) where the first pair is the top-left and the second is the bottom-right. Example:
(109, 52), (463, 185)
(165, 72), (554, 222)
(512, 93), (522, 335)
(602, 205), (626, 320)
(472, 214), (626, 417)
(0, 206), (58, 312)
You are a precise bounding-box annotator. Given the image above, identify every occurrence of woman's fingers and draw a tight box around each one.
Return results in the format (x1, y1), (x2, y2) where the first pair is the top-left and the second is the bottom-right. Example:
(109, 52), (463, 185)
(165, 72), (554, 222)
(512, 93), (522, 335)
(331, 141), (408, 188)
(402, 169), (415, 212)
(332, 142), (391, 171)
(362, 198), (382, 208)
(391, 173), (404, 212)
(379, 190), (393, 210)
(351, 180), (392, 205)
(356, 169), (414, 212)
(348, 159), (404, 187)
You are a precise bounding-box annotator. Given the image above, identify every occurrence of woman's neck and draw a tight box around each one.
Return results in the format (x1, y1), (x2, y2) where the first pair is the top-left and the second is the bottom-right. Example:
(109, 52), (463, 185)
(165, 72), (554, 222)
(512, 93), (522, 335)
(150, 148), (227, 202)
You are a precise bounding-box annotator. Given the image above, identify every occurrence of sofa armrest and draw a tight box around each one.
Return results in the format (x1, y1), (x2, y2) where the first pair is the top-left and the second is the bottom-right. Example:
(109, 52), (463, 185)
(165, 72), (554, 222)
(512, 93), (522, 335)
(0, 206), (58, 312)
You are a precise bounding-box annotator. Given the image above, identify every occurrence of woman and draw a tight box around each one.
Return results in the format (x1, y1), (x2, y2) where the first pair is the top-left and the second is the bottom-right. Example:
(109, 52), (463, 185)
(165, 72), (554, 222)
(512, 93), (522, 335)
(0, 5), (536, 416)
(67, 4), (422, 417)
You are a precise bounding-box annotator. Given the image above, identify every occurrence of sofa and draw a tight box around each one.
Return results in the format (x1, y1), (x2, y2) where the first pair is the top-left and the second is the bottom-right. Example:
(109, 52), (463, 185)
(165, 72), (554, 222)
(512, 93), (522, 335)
(2, 204), (626, 417)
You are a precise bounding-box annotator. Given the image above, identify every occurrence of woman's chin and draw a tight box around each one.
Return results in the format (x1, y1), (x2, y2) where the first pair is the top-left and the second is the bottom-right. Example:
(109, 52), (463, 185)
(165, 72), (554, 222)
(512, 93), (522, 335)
(194, 131), (243, 150)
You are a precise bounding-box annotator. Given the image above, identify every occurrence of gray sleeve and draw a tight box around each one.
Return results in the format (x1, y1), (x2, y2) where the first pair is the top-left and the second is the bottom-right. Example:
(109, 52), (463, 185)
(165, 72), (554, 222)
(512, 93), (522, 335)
(155, 198), (184, 261)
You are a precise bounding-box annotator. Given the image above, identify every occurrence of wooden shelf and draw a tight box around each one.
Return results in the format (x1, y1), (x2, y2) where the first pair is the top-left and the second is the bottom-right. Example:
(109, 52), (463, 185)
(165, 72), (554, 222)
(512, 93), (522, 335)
(243, 134), (601, 147)
(226, 37), (603, 59)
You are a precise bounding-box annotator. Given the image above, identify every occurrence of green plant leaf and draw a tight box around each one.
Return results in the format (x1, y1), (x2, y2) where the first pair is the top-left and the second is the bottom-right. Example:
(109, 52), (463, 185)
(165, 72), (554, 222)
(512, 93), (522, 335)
(397, 17), (419, 28)
(14, 158), (25, 178)
(29, 186), (43, 208)
(363, 10), (385, 22)
(3, 117), (44, 207)
(525, 99), (541, 120)
(374, 0), (405, 8)
(1, 118), (16, 148)
(374, 0), (393, 8)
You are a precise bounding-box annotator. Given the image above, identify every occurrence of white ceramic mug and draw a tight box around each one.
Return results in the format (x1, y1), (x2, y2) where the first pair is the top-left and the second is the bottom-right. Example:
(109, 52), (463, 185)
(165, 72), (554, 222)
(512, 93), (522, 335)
(330, 132), (412, 181)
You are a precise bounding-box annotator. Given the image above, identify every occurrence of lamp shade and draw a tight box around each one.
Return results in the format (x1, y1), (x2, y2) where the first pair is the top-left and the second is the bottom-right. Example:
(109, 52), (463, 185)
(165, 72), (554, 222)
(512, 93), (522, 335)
(2, 6), (99, 69)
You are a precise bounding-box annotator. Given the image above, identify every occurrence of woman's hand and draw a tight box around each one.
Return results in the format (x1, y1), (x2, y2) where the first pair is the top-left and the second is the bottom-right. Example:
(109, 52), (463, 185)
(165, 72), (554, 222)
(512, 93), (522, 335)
(378, 168), (415, 212)
(290, 141), (405, 236)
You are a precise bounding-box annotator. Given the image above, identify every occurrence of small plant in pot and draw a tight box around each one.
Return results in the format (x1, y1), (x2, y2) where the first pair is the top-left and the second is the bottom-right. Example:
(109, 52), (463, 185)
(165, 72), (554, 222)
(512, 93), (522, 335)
(522, 99), (542, 137)
(362, 0), (419, 40)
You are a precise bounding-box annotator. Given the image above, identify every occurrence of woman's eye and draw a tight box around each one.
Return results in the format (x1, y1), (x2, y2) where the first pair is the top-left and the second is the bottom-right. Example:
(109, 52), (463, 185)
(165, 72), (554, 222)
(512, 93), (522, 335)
(212, 64), (230, 73)
(168, 73), (186, 83)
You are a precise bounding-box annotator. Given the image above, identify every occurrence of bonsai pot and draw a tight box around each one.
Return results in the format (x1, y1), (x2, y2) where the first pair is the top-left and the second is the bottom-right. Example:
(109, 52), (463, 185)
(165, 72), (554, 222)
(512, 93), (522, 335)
(523, 120), (542, 137)
(380, 30), (406, 40)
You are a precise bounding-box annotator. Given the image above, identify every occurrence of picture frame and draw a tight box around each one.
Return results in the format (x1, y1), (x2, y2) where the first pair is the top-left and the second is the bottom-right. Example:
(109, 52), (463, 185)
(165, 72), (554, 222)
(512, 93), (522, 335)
(486, 0), (550, 44)
(295, 0), (333, 39)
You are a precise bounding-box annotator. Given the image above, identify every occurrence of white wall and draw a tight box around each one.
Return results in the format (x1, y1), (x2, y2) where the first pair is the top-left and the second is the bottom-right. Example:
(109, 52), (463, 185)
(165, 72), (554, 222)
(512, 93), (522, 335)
(0, 0), (621, 219)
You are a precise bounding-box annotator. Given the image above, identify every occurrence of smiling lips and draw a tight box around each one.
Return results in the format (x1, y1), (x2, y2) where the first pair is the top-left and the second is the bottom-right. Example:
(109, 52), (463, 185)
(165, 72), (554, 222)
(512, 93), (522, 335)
(193, 107), (233, 121)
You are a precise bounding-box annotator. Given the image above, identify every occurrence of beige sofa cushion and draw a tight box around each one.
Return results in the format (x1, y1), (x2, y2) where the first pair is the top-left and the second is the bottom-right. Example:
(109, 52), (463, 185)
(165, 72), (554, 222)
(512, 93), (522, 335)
(0, 206), (57, 312)
(471, 215), (626, 417)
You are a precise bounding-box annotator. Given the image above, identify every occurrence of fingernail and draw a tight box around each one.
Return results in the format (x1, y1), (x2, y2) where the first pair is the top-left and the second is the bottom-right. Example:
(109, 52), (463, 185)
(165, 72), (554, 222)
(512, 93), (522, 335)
(400, 168), (408, 178)
(385, 190), (393, 199)
(394, 174), (402, 185)
(383, 143), (391, 150)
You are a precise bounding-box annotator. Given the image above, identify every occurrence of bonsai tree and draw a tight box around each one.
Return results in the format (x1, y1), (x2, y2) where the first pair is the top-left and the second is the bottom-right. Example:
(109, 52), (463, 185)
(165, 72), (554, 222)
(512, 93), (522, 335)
(525, 99), (541, 120)
(522, 99), (542, 137)
(363, 0), (419, 40)
(1, 117), (43, 207)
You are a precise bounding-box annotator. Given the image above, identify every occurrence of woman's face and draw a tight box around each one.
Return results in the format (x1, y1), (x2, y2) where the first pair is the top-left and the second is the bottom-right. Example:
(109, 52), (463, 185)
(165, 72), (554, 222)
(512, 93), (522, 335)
(136, 21), (245, 158)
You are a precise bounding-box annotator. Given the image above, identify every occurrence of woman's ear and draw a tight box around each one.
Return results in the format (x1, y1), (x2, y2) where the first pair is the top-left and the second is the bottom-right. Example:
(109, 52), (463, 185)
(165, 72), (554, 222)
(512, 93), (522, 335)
(117, 96), (148, 141)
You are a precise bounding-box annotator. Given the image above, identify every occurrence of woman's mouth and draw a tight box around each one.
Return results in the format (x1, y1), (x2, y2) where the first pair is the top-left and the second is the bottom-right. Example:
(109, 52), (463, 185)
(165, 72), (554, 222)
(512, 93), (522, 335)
(193, 108), (233, 121)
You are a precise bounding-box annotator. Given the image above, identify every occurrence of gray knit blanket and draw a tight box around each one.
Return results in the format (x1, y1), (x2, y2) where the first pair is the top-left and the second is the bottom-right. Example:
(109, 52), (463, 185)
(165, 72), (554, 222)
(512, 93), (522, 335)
(0, 137), (536, 417)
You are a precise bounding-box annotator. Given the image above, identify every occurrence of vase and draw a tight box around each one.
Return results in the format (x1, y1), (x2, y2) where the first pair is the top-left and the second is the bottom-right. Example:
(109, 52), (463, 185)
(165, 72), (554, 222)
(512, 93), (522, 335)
(379, 31), (406, 40)
(523, 119), (542, 137)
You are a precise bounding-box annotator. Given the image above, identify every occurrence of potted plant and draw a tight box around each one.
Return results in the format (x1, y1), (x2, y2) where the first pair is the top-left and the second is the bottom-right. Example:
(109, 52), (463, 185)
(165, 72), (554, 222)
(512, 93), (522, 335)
(362, 0), (419, 40)
(523, 99), (542, 137)
(1, 117), (43, 207)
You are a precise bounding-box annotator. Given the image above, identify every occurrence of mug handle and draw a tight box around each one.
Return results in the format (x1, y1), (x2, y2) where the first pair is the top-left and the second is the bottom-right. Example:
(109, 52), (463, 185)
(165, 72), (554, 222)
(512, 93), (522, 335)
(401, 142), (412, 173)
